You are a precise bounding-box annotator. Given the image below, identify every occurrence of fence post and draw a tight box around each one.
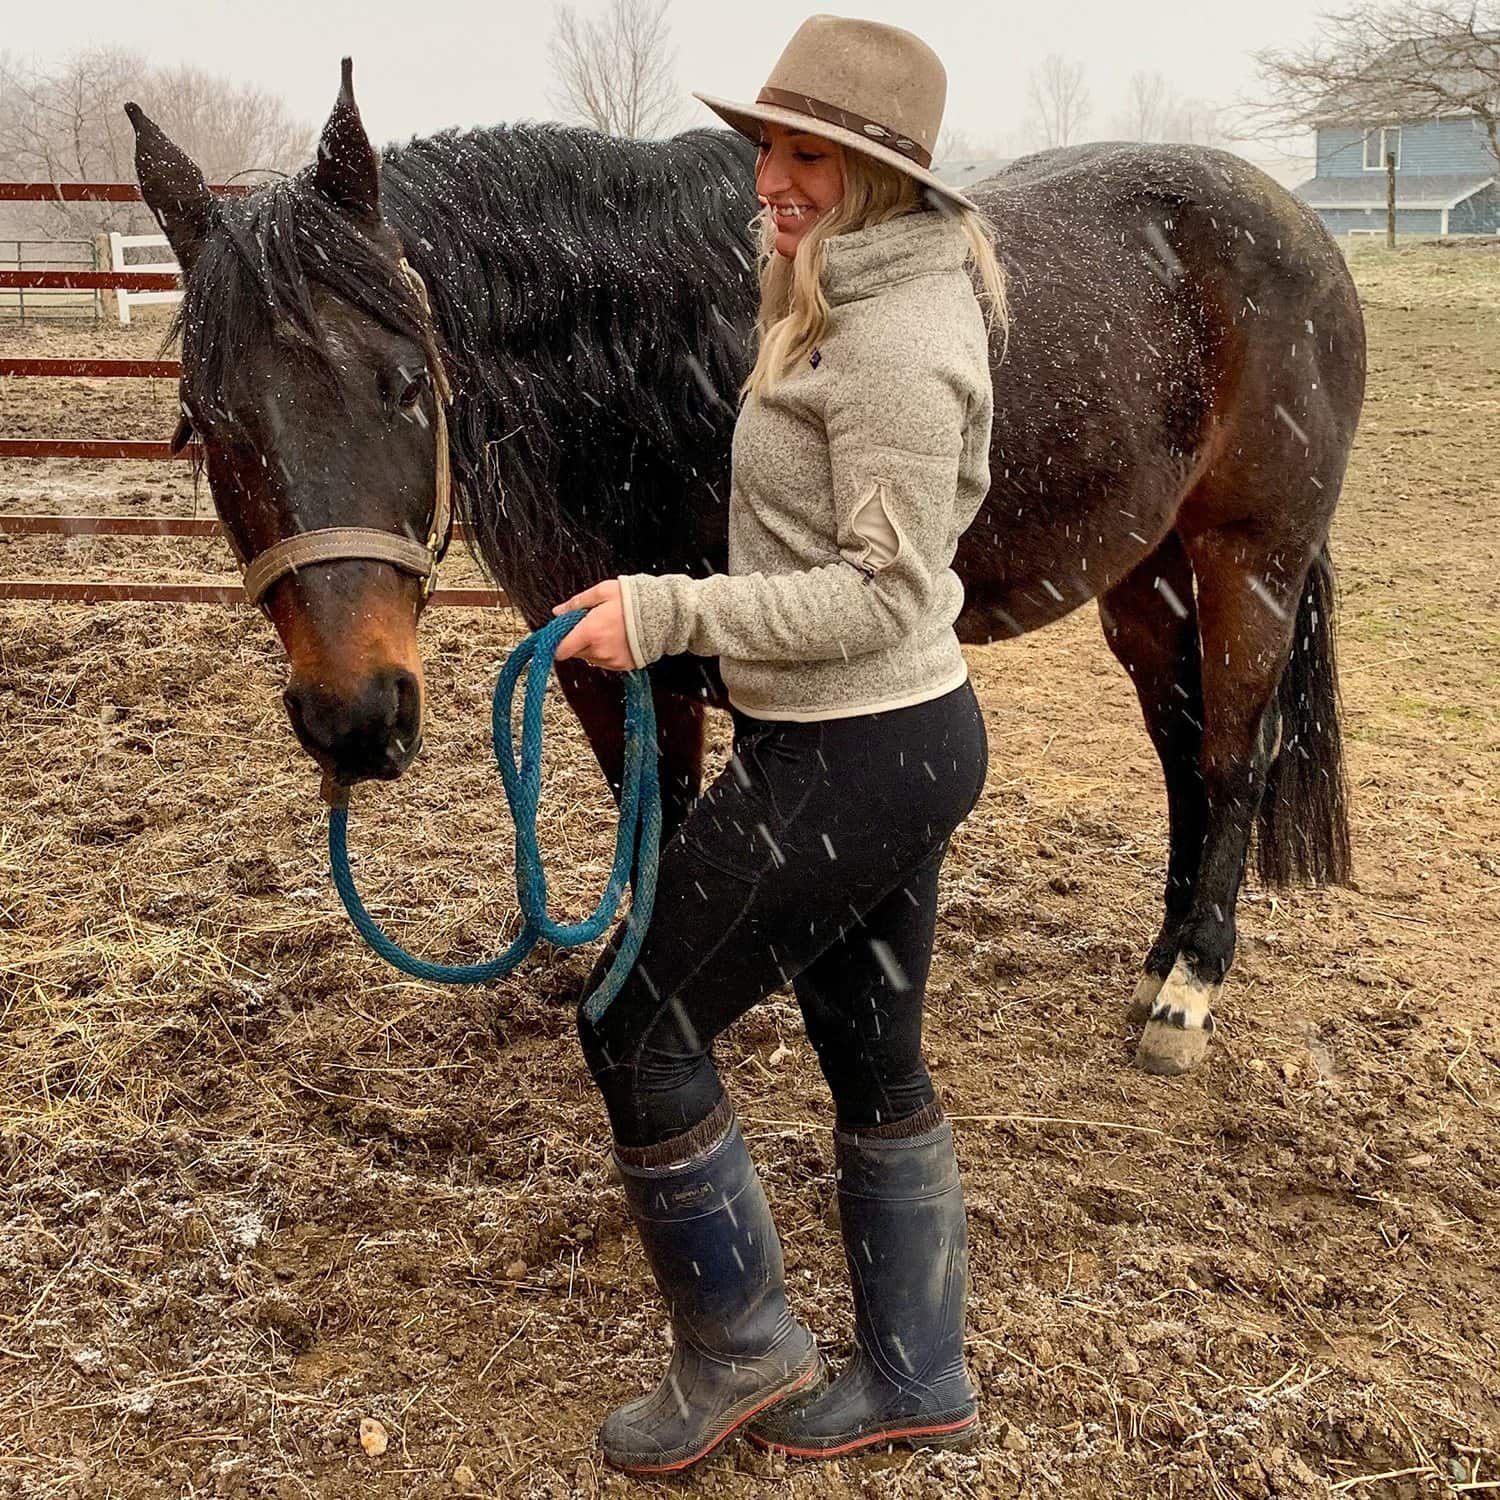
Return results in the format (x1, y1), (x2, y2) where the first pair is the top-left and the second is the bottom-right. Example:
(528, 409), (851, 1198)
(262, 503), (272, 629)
(1386, 153), (1396, 250)
(108, 232), (131, 325)
(93, 233), (114, 323)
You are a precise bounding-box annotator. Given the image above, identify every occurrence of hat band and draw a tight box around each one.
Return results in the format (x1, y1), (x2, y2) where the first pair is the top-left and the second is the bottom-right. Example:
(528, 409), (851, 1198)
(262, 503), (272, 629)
(755, 87), (933, 169)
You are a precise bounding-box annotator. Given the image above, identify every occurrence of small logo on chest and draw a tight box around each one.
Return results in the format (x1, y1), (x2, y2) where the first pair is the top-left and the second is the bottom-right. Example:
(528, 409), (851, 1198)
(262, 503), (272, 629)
(809, 348), (822, 369)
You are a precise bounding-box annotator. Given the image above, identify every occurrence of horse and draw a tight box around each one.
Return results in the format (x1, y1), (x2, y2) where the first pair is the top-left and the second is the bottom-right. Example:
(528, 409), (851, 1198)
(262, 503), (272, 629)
(127, 61), (1363, 1075)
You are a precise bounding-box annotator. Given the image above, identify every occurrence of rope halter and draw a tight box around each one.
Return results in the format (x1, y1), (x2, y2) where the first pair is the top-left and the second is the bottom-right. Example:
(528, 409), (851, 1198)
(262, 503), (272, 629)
(236, 258), (454, 611)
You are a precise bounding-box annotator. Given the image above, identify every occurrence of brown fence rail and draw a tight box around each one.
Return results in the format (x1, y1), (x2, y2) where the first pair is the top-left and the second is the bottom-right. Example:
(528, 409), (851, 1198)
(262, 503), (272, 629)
(0, 357), (180, 378)
(0, 515), (497, 607)
(0, 515), (474, 541)
(1, 515), (219, 537)
(0, 580), (507, 607)
(0, 581), (248, 604)
(0, 439), (197, 460)
(0, 182), (250, 201)
(0, 269), (180, 292)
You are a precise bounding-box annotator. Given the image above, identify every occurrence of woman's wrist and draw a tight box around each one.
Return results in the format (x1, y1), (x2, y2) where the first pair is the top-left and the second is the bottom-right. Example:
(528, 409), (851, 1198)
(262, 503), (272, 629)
(616, 574), (650, 670)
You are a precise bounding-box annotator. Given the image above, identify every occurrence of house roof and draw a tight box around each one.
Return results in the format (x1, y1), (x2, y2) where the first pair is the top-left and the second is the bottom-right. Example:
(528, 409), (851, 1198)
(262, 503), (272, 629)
(1313, 32), (1498, 124)
(1294, 171), (1496, 209)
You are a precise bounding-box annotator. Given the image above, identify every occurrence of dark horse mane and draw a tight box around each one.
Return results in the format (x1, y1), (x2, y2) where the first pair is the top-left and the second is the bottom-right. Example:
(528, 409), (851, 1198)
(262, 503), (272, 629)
(177, 122), (761, 622)
(384, 125), (760, 615)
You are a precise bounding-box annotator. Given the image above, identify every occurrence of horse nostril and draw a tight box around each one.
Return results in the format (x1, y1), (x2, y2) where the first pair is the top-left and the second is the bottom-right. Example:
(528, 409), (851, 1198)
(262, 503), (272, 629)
(359, 669), (421, 781)
(283, 681), (343, 766)
(392, 670), (421, 741)
(373, 668), (421, 756)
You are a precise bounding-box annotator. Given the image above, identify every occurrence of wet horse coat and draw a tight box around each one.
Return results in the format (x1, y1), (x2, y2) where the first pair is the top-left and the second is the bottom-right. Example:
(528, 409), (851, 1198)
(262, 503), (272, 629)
(130, 73), (1363, 1073)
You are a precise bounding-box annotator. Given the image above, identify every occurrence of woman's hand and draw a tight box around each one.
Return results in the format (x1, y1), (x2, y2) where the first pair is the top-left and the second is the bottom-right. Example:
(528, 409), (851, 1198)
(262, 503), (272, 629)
(552, 580), (635, 671)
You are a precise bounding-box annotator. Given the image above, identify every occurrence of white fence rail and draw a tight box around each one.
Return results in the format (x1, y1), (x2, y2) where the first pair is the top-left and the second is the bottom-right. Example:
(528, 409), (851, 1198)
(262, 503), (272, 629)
(108, 231), (180, 325)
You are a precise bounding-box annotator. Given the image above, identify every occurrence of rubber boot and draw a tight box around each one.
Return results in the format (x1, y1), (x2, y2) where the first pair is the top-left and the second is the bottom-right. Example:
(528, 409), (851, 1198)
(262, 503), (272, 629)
(600, 1097), (821, 1474)
(749, 1102), (978, 1458)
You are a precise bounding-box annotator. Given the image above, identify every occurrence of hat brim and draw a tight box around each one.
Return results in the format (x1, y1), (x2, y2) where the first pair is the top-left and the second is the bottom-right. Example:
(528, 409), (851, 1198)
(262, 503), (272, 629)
(693, 91), (980, 215)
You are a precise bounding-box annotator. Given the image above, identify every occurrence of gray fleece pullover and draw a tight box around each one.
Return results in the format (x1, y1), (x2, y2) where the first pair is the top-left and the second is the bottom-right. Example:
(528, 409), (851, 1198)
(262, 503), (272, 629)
(617, 211), (993, 721)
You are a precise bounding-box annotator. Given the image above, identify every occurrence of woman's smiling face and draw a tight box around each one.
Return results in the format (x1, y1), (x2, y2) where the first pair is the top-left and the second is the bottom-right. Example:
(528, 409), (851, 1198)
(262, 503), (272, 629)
(754, 123), (846, 258)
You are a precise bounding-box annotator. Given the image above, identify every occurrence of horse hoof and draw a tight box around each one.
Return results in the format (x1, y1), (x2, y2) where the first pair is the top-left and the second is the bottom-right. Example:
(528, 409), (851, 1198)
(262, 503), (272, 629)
(1131, 956), (1218, 1075)
(1134, 1020), (1211, 1075)
(1128, 972), (1165, 1024)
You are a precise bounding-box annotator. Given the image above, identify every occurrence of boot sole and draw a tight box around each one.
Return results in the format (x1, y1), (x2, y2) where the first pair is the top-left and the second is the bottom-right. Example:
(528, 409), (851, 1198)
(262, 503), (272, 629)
(750, 1409), (980, 1460)
(604, 1354), (822, 1475)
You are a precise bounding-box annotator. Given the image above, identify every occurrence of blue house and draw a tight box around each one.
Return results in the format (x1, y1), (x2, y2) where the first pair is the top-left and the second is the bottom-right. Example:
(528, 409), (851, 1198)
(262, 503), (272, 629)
(1294, 64), (1498, 237)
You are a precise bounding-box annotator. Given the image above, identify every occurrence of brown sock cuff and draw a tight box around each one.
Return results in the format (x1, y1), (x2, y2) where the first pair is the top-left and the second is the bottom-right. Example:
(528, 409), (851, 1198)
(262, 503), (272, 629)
(839, 1099), (946, 1142)
(613, 1093), (735, 1170)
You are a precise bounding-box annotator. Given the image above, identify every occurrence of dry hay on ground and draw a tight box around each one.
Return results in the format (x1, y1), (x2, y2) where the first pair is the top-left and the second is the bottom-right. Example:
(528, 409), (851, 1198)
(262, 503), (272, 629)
(0, 247), (1497, 1499)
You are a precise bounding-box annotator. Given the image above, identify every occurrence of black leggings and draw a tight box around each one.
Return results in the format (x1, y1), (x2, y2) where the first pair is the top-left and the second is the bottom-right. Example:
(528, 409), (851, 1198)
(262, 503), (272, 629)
(577, 681), (988, 1147)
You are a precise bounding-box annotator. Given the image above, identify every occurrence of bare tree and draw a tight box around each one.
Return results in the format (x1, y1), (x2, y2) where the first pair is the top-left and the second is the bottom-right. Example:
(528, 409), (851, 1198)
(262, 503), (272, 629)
(151, 63), (308, 185)
(1253, 2), (1500, 169)
(1117, 70), (1170, 140)
(0, 47), (144, 233)
(1025, 55), (1092, 149)
(934, 126), (1009, 163)
(1161, 97), (1232, 147)
(1109, 71), (1232, 148)
(0, 47), (309, 238)
(548, 0), (682, 138)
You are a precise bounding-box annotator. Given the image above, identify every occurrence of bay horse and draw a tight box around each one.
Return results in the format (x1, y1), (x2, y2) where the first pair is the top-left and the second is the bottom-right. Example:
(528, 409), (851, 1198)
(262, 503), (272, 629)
(127, 62), (1362, 1075)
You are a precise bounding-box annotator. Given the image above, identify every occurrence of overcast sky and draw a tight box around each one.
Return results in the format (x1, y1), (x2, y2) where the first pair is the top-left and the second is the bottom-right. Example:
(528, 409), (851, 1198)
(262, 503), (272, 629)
(3, 0), (1318, 167)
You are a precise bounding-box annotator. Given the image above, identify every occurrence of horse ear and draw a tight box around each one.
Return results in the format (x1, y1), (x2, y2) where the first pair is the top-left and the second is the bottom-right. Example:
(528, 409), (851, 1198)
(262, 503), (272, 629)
(312, 58), (381, 222)
(125, 102), (215, 272)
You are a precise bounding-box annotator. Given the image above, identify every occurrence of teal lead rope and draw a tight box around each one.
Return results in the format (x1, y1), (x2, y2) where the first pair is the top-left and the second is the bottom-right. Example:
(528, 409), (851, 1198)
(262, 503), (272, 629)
(327, 610), (660, 1023)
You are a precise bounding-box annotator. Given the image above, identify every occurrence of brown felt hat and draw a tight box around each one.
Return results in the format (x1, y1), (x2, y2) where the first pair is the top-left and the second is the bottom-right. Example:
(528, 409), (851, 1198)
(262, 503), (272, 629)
(695, 14), (978, 213)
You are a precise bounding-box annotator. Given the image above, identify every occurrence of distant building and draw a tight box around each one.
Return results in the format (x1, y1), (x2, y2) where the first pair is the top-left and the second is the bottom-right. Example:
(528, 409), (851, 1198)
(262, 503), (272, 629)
(932, 158), (1012, 191)
(1293, 49), (1498, 237)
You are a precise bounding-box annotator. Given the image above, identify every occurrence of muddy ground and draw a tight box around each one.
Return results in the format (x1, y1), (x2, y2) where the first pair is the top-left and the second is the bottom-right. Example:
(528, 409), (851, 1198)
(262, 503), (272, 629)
(0, 241), (1496, 1499)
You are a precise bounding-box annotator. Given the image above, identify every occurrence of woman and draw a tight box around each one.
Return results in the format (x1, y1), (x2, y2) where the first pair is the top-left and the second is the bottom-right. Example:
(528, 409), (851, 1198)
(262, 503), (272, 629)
(552, 14), (1006, 1474)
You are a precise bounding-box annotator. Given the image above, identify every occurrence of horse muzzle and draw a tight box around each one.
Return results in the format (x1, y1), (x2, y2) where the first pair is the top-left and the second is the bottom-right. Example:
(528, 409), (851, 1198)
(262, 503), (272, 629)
(284, 666), (424, 784)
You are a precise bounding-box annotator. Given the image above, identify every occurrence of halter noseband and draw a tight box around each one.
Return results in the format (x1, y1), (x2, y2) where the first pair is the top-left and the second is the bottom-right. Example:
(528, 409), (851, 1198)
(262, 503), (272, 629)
(234, 259), (454, 611)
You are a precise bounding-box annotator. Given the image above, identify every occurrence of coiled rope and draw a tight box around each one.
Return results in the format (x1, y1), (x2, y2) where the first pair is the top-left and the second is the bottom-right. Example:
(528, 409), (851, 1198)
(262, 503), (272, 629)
(327, 610), (659, 1023)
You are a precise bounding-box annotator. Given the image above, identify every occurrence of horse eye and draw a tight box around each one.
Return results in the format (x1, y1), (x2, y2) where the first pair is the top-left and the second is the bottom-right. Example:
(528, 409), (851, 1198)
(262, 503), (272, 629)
(395, 368), (429, 410)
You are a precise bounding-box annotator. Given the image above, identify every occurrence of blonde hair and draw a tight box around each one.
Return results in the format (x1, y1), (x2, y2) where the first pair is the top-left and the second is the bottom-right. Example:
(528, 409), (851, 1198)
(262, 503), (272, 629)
(744, 148), (1009, 399)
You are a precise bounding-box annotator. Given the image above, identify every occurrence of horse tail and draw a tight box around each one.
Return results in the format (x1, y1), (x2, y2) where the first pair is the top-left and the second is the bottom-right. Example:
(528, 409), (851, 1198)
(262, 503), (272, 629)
(1256, 542), (1352, 887)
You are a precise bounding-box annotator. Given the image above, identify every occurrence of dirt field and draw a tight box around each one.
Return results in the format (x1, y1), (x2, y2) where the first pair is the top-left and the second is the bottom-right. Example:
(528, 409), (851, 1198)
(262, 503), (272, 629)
(1, 241), (1497, 1500)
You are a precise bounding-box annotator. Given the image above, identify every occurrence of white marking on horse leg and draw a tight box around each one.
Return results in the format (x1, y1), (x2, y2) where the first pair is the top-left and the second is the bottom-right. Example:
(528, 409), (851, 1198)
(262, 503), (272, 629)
(1134, 955), (1219, 1075)
(1128, 971), (1166, 1024)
